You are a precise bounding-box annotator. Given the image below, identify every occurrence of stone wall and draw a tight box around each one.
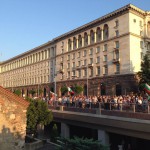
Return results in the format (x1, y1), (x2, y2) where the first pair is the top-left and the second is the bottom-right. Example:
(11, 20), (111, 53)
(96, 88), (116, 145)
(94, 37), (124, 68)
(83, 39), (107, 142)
(0, 86), (29, 150)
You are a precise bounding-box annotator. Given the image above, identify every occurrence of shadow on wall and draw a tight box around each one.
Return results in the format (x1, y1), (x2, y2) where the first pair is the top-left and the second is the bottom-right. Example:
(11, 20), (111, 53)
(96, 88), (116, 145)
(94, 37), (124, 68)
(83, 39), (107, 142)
(0, 125), (25, 150)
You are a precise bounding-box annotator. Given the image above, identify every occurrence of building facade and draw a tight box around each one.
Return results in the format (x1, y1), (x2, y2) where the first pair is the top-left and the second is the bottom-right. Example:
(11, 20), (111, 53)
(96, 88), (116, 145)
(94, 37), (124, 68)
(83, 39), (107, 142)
(0, 4), (150, 97)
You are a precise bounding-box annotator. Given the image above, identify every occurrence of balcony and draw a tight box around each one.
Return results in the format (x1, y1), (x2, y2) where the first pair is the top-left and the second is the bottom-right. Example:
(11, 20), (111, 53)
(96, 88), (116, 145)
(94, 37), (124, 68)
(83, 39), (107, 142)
(112, 58), (120, 63)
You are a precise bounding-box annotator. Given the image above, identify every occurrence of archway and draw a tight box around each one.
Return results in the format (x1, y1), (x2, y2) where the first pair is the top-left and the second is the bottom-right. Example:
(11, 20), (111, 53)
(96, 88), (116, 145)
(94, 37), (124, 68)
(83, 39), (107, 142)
(100, 83), (106, 95)
(116, 83), (122, 96)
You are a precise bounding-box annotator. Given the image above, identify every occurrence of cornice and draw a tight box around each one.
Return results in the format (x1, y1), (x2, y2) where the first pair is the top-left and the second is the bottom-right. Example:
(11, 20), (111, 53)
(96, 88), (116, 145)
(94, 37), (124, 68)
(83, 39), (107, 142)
(53, 4), (147, 42)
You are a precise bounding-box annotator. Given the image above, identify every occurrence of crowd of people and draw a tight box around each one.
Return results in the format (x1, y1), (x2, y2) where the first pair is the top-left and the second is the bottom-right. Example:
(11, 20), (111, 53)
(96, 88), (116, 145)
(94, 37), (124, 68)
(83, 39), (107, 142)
(46, 94), (150, 112)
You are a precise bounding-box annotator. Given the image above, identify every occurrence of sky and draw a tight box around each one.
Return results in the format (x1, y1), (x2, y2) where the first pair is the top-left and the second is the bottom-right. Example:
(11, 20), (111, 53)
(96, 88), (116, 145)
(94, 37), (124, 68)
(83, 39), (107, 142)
(0, 0), (150, 61)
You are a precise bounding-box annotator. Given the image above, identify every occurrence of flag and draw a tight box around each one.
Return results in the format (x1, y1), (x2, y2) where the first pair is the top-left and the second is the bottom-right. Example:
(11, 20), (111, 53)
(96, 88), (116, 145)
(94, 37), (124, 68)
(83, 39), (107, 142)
(50, 91), (57, 96)
(142, 83), (150, 95)
(68, 87), (74, 95)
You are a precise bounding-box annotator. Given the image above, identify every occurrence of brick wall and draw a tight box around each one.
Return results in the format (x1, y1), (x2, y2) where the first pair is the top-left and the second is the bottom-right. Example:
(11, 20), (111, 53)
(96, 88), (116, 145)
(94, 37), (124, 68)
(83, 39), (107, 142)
(0, 86), (29, 150)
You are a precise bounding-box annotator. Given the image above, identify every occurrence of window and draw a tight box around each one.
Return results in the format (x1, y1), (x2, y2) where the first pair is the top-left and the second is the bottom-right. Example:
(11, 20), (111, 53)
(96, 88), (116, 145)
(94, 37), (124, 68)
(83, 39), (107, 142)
(67, 71), (70, 78)
(133, 19), (136, 23)
(83, 69), (87, 77)
(89, 58), (93, 64)
(61, 57), (63, 62)
(116, 64), (120, 73)
(139, 20), (143, 27)
(104, 44), (107, 51)
(96, 66), (100, 75)
(141, 52), (144, 59)
(78, 52), (81, 58)
(115, 20), (119, 27)
(72, 53), (75, 59)
(103, 65), (108, 75)
(83, 59), (86, 66)
(96, 56), (100, 63)
(61, 49), (64, 54)
(115, 41), (119, 48)
(78, 70), (81, 78)
(67, 63), (70, 69)
(96, 46), (100, 53)
(83, 50), (87, 56)
(89, 48), (93, 55)
(72, 70), (76, 76)
(140, 41), (144, 49)
(77, 61), (80, 67)
(67, 55), (70, 60)
(103, 55), (107, 62)
(72, 62), (75, 68)
(89, 68), (93, 77)
(115, 30), (119, 37)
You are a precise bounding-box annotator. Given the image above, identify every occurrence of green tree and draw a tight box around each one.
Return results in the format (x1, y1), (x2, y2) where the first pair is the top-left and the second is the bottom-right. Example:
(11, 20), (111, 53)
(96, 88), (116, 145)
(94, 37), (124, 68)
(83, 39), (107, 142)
(57, 136), (109, 150)
(13, 89), (21, 96)
(61, 85), (68, 96)
(26, 99), (53, 135)
(29, 89), (36, 97)
(74, 85), (83, 95)
(138, 54), (150, 85)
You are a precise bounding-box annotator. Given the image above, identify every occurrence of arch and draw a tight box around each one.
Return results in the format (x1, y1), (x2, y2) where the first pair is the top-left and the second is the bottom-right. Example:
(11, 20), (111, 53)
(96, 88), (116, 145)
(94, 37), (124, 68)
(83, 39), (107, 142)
(147, 21), (150, 37)
(96, 27), (101, 42)
(90, 30), (95, 44)
(73, 37), (77, 49)
(103, 24), (109, 40)
(116, 83), (122, 96)
(100, 83), (106, 95)
(84, 32), (88, 46)
(68, 39), (72, 51)
(78, 35), (82, 48)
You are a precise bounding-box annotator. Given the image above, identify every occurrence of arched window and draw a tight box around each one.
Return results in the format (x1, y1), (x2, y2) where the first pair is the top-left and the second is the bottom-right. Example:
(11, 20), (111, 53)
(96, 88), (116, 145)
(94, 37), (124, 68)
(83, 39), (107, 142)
(78, 35), (82, 48)
(96, 27), (101, 42)
(90, 30), (94, 44)
(68, 39), (72, 51)
(147, 21), (150, 37)
(103, 24), (109, 40)
(73, 37), (77, 49)
(84, 32), (88, 46)
(116, 83), (122, 96)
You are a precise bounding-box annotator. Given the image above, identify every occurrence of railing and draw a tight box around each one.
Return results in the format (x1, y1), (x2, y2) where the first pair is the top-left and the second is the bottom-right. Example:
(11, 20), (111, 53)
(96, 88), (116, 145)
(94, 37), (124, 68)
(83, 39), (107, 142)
(48, 100), (150, 114)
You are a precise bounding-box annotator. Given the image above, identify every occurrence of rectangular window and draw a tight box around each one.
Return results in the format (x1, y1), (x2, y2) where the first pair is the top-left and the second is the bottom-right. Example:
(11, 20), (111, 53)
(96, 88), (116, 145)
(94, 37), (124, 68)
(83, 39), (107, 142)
(72, 62), (75, 68)
(83, 59), (86, 66)
(67, 55), (70, 60)
(96, 56), (100, 63)
(103, 65), (108, 75)
(61, 57), (63, 62)
(115, 41), (119, 48)
(104, 44), (107, 51)
(72, 70), (76, 76)
(78, 52), (81, 58)
(96, 66), (100, 75)
(67, 63), (70, 69)
(96, 46), (100, 53)
(115, 20), (119, 27)
(72, 53), (75, 59)
(103, 55), (107, 62)
(77, 61), (80, 67)
(115, 30), (119, 37)
(116, 64), (120, 73)
(89, 58), (93, 64)
(89, 48), (93, 55)
(67, 71), (70, 78)
(140, 41), (144, 49)
(83, 50), (86, 57)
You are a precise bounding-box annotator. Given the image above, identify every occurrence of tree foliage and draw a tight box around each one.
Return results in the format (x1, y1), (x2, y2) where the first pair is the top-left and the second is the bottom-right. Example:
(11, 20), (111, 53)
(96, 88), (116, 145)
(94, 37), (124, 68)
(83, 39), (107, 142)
(57, 136), (109, 150)
(74, 85), (83, 95)
(61, 85), (68, 96)
(26, 99), (53, 135)
(138, 54), (150, 85)
(13, 89), (21, 96)
(51, 124), (59, 142)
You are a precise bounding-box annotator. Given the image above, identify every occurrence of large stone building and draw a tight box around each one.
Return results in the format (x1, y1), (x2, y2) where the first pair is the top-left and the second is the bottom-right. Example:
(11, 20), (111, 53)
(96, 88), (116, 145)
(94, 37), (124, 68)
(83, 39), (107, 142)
(0, 4), (150, 97)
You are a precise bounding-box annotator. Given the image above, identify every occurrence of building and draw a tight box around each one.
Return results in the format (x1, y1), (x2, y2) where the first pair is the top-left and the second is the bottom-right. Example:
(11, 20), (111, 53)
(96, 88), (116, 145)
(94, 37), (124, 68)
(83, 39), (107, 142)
(0, 4), (150, 97)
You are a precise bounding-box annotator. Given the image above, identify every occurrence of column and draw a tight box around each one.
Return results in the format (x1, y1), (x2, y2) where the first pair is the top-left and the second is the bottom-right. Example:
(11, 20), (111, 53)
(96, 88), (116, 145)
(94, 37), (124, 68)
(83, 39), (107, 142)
(101, 28), (104, 41)
(88, 34), (90, 45)
(61, 123), (70, 138)
(94, 30), (97, 43)
(82, 37), (84, 47)
(71, 41), (73, 50)
(76, 39), (78, 49)
(98, 129), (109, 145)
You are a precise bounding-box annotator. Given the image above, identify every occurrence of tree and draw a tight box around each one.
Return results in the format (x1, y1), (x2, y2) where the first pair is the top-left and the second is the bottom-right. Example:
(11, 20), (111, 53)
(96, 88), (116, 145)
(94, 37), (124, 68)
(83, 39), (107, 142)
(138, 54), (150, 85)
(74, 85), (83, 95)
(57, 136), (109, 150)
(29, 89), (36, 97)
(13, 89), (21, 96)
(61, 85), (68, 96)
(26, 99), (53, 136)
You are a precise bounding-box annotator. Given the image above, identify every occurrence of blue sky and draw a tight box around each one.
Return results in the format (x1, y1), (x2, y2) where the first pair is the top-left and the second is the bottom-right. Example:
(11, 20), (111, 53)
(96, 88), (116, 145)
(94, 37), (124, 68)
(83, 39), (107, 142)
(0, 0), (150, 61)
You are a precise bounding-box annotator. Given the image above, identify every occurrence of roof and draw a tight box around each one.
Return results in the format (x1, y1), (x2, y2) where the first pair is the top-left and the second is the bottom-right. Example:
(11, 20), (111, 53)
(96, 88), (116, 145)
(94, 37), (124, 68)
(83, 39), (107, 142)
(0, 86), (29, 108)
